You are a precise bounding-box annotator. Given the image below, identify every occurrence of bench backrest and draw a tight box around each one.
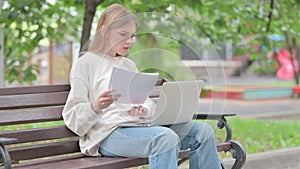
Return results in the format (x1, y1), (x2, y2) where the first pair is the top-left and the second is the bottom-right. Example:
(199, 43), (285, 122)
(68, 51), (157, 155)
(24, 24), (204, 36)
(0, 79), (166, 162)
(0, 84), (79, 162)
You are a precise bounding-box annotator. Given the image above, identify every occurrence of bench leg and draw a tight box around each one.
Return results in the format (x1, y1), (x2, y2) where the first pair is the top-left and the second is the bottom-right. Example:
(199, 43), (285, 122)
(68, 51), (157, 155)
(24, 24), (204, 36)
(0, 143), (12, 169)
(230, 141), (246, 169)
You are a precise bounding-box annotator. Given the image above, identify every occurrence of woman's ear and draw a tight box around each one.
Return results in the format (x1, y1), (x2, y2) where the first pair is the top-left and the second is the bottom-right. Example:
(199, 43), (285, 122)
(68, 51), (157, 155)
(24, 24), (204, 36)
(100, 25), (105, 36)
(101, 25), (111, 41)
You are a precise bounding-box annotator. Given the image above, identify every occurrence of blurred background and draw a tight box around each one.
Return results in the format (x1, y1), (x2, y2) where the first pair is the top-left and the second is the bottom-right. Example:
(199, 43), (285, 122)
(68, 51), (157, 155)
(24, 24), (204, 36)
(0, 1), (299, 168)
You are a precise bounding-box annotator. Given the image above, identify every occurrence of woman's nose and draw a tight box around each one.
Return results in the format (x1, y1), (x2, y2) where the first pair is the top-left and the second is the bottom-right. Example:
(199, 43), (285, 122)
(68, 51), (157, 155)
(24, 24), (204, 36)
(125, 36), (135, 44)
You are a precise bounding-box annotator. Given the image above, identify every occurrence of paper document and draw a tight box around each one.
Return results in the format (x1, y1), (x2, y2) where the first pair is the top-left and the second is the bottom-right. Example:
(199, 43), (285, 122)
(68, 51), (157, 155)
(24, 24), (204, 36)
(108, 66), (159, 104)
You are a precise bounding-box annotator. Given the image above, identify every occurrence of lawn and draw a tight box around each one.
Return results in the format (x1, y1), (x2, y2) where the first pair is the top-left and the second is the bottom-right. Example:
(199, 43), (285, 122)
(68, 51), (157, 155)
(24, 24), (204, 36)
(207, 117), (300, 156)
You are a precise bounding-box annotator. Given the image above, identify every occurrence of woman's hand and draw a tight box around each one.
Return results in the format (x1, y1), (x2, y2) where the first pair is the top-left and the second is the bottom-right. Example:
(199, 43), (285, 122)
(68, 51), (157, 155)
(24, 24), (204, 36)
(127, 105), (148, 117)
(92, 88), (121, 113)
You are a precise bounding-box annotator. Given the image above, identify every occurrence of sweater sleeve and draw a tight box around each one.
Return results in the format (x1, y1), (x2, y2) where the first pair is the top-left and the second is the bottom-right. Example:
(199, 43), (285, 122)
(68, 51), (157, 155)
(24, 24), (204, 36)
(62, 58), (99, 137)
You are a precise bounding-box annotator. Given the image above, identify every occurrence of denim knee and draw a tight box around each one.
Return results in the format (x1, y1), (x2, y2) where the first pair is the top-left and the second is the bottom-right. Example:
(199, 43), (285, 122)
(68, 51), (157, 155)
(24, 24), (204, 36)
(150, 127), (180, 156)
(193, 122), (216, 143)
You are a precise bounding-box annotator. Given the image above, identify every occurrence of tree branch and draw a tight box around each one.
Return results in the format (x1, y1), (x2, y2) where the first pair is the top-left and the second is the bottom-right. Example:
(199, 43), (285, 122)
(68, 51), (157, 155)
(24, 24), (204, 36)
(266, 0), (274, 32)
(79, 0), (105, 53)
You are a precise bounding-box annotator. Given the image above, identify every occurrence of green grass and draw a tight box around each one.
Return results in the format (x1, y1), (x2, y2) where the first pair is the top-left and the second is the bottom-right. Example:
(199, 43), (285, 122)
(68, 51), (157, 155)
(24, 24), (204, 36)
(205, 117), (300, 155)
(0, 121), (65, 132)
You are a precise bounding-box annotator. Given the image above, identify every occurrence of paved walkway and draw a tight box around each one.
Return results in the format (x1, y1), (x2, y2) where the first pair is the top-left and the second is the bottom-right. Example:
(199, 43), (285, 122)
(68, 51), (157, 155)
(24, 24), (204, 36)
(198, 97), (300, 120)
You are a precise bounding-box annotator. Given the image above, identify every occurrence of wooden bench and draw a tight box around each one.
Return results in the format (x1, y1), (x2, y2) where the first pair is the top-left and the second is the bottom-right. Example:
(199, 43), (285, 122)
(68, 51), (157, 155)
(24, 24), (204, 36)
(0, 80), (246, 169)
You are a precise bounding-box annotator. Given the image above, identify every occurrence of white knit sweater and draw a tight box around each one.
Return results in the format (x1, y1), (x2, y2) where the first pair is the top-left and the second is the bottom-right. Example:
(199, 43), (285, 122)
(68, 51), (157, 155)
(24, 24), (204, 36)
(62, 52), (156, 156)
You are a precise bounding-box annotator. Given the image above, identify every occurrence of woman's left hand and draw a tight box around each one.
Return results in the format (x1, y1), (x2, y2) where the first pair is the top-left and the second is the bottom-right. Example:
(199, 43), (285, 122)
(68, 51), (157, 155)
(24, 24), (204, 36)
(127, 105), (148, 117)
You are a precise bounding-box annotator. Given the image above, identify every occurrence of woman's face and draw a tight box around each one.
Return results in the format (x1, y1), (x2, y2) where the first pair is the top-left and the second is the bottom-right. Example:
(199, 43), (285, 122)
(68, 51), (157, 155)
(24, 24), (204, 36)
(106, 21), (136, 57)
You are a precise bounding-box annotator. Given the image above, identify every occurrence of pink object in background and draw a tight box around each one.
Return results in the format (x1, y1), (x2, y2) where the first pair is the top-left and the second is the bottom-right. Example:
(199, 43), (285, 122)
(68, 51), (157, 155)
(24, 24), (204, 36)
(276, 49), (299, 80)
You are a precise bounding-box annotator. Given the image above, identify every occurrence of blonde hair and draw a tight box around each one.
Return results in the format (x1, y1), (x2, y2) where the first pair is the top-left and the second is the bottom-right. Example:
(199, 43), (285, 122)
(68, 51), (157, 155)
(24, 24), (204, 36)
(89, 4), (137, 52)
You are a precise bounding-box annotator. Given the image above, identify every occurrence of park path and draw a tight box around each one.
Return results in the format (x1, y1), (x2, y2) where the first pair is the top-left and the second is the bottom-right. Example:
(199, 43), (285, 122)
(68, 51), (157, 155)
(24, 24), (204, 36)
(198, 97), (300, 121)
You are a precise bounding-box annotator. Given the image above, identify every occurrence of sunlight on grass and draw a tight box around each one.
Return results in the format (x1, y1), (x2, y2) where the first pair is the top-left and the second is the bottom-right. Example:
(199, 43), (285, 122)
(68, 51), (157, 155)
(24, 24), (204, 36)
(205, 117), (300, 155)
(0, 121), (65, 132)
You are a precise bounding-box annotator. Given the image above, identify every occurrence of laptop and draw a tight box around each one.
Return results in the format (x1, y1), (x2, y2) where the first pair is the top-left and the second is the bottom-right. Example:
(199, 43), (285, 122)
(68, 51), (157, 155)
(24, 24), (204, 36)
(119, 80), (204, 127)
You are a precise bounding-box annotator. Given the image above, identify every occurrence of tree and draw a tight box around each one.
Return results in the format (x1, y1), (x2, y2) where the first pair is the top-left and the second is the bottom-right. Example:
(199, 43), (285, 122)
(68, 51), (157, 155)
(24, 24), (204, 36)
(2, 0), (300, 85)
(0, 0), (84, 84)
(80, 0), (104, 52)
(79, 0), (173, 51)
(275, 0), (300, 84)
(170, 0), (300, 84)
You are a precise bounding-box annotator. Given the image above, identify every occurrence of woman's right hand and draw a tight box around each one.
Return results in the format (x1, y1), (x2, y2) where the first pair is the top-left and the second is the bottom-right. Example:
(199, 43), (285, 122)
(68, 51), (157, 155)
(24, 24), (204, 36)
(91, 88), (121, 113)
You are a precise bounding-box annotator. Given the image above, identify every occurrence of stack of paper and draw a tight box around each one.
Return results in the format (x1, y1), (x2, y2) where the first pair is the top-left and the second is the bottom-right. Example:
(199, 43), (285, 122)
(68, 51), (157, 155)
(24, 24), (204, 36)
(108, 66), (159, 104)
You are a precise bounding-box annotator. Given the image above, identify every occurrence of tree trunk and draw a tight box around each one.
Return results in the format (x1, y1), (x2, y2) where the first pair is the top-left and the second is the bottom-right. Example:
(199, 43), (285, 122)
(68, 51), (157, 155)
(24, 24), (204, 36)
(297, 45), (300, 85)
(79, 0), (104, 53)
(292, 38), (299, 85)
(0, 0), (4, 86)
(284, 33), (299, 85)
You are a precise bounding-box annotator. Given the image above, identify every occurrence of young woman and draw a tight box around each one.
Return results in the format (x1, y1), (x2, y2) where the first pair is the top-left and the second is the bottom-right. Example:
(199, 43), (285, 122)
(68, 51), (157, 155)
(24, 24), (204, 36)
(62, 4), (221, 169)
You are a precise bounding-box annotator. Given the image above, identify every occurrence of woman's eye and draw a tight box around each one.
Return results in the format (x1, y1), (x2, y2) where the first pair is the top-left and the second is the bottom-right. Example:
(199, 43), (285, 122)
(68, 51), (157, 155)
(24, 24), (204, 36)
(119, 33), (127, 37)
(118, 32), (136, 41)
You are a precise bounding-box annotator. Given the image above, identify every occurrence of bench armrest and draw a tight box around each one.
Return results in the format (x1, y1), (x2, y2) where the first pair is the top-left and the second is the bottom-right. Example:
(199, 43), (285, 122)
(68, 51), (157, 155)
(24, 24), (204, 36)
(0, 138), (17, 169)
(193, 113), (236, 141)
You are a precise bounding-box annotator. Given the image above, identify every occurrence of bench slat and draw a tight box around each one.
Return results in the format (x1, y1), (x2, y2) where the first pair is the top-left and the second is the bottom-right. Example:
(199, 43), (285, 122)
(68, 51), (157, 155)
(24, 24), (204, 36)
(0, 84), (70, 96)
(0, 106), (63, 126)
(13, 156), (149, 169)
(8, 140), (80, 161)
(6, 140), (232, 167)
(0, 126), (76, 145)
(11, 151), (187, 169)
(0, 81), (163, 96)
(11, 153), (85, 169)
(0, 92), (69, 109)
(10, 144), (232, 169)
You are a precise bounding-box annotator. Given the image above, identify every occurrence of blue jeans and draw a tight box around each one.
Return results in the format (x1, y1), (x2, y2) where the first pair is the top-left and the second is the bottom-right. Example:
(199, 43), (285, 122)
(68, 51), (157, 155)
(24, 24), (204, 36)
(99, 121), (221, 169)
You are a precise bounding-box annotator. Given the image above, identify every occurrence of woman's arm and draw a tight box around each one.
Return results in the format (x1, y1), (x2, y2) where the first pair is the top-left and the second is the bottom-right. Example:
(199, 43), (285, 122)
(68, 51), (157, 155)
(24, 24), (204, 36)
(62, 58), (100, 137)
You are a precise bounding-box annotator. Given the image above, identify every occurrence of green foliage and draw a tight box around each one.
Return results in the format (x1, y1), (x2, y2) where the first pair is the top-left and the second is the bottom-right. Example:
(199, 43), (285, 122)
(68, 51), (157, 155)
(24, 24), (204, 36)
(0, 0), (84, 84)
(102, 0), (172, 13)
(2, 0), (300, 84)
(129, 35), (197, 81)
(120, 0), (300, 78)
